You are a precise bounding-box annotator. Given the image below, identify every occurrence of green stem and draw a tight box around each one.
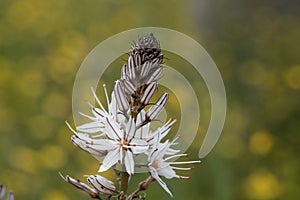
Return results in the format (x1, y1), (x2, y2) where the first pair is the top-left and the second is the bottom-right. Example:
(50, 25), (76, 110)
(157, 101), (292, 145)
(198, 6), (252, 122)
(120, 172), (130, 199)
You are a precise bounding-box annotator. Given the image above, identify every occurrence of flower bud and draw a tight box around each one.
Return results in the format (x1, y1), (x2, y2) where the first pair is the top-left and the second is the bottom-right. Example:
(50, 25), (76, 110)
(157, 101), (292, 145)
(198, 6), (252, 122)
(8, 192), (14, 200)
(61, 174), (99, 198)
(127, 55), (136, 80)
(146, 93), (168, 121)
(140, 82), (157, 105)
(87, 175), (116, 195)
(114, 80), (130, 113)
(0, 183), (6, 199)
(146, 64), (162, 85)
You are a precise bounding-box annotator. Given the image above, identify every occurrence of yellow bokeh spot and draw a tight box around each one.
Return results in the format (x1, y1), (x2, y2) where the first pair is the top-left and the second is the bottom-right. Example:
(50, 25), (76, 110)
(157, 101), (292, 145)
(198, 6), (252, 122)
(48, 31), (85, 84)
(250, 130), (274, 156)
(9, 146), (39, 174)
(0, 58), (14, 86)
(284, 65), (300, 90)
(6, 0), (69, 36)
(18, 70), (46, 99)
(43, 190), (69, 200)
(42, 92), (70, 119)
(27, 115), (54, 140)
(218, 134), (244, 159)
(244, 170), (283, 199)
(0, 105), (13, 133)
(238, 62), (268, 86)
(39, 145), (67, 169)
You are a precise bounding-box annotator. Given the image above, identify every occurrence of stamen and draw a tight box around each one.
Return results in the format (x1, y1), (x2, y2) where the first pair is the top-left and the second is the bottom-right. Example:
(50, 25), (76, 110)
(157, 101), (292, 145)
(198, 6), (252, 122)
(78, 112), (96, 120)
(65, 121), (77, 135)
(91, 87), (106, 111)
(168, 160), (201, 165)
(171, 166), (193, 171)
(103, 84), (110, 110)
(87, 101), (94, 108)
(164, 154), (190, 161)
(178, 176), (190, 179)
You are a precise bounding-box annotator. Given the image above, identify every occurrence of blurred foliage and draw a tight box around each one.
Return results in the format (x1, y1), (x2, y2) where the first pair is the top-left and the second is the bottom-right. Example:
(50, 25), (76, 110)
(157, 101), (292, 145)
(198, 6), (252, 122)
(0, 0), (299, 200)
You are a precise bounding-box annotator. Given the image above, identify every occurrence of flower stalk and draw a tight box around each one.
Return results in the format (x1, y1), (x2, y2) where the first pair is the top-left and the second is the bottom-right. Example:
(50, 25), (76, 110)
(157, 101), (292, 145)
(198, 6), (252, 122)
(63, 33), (200, 199)
(120, 172), (129, 199)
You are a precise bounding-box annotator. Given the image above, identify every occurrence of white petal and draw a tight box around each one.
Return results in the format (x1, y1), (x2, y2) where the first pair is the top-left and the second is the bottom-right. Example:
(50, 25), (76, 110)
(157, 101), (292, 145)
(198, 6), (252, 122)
(125, 117), (136, 140)
(91, 139), (117, 151)
(130, 138), (149, 154)
(124, 150), (134, 175)
(99, 148), (120, 172)
(85, 146), (107, 158)
(120, 147), (124, 166)
(77, 121), (104, 133)
(150, 167), (173, 197)
(73, 132), (93, 144)
(159, 119), (176, 140)
(157, 164), (177, 179)
(135, 110), (150, 139)
(104, 116), (123, 140)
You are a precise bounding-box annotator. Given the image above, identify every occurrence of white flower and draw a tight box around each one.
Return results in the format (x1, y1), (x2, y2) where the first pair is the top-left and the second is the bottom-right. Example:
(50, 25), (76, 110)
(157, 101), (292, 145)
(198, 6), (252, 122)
(67, 86), (149, 175)
(148, 140), (201, 197)
(97, 116), (149, 175)
(135, 110), (176, 146)
(76, 85), (125, 134)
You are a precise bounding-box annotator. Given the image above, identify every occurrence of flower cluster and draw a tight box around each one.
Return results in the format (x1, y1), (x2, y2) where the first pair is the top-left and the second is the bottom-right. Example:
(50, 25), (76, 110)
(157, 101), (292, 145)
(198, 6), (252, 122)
(0, 183), (14, 200)
(63, 33), (200, 199)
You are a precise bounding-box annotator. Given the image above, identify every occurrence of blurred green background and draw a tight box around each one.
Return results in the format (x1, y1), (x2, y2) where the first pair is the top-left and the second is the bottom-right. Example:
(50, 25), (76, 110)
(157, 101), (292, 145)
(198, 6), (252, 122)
(1, 0), (300, 199)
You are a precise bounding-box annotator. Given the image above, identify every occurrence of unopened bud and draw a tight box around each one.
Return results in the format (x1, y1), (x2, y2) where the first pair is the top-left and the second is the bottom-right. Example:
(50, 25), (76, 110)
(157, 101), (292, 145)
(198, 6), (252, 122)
(122, 79), (136, 95)
(8, 192), (14, 200)
(146, 64), (162, 85)
(140, 82), (157, 105)
(146, 93), (168, 121)
(87, 175), (116, 195)
(0, 183), (6, 199)
(127, 56), (136, 80)
(61, 174), (99, 198)
(114, 80), (130, 113)
(139, 176), (154, 191)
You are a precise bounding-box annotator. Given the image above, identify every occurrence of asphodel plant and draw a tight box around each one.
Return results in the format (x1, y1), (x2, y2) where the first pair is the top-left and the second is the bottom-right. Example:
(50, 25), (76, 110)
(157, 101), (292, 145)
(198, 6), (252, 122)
(62, 33), (200, 200)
